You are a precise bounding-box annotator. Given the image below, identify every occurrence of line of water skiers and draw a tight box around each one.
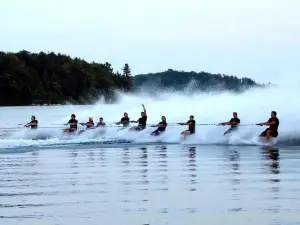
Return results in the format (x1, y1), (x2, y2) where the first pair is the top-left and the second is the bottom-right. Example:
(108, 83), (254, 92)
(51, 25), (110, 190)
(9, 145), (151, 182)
(24, 104), (279, 142)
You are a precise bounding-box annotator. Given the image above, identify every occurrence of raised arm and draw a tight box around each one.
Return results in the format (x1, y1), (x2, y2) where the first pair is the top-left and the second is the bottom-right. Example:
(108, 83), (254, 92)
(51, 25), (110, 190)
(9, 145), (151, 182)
(142, 104), (147, 116)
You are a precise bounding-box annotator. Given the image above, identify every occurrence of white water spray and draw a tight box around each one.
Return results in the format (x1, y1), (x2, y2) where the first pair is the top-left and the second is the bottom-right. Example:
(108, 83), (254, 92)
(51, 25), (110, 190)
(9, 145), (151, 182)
(0, 84), (299, 149)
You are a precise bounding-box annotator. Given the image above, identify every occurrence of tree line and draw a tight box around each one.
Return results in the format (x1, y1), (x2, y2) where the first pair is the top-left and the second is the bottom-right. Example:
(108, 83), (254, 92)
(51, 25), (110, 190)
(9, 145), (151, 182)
(133, 69), (260, 94)
(0, 51), (261, 106)
(0, 51), (132, 105)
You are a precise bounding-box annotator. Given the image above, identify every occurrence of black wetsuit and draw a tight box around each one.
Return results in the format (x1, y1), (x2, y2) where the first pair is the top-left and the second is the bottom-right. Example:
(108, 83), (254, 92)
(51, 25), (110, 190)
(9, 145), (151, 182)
(68, 119), (78, 130)
(187, 120), (196, 133)
(229, 118), (240, 130)
(86, 121), (94, 129)
(96, 122), (106, 127)
(138, 116), (147, 130)
(157, 121), (167, 132)
(121, 117), (130, 127)
(29, 120), (38, 129)
(152, 121), (167, 135)
(262, 117), (279, 137)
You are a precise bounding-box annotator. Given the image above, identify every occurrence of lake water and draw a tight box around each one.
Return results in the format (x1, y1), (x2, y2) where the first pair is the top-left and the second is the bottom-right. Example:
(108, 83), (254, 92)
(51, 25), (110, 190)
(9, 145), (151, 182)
(1, 144), (300, 225)
(1, 87), (300, 224)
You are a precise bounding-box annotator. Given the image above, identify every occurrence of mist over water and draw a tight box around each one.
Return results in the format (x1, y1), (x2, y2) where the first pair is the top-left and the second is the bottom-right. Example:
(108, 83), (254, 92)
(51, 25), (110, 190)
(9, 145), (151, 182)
(0, 84), (300, 149)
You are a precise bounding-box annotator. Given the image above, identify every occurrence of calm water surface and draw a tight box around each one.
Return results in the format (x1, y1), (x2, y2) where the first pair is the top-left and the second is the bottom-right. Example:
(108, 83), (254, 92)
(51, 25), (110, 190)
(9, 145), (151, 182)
(0, 145), (300, 225)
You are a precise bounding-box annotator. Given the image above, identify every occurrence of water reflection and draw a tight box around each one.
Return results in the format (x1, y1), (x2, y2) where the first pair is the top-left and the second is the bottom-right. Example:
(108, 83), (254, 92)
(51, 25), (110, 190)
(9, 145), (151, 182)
(139, 147), (148, 185)
(181, 146), (197, 192)
(68, 150), (79, 187)
(2, 144), (300, 225)
(224, 147), (241, 185)
(264, 146), (280, 175)
(261, 146), (280, 182)
(138, 147), (149, 213)
(154, 146), (168, 189)
(120, 148), (131, 191)
(223, 147), (242, 212)
(87, 149), (95, 162)
(261, 146), (281, 215)
(120, 147), (131, 210)
(188, 147), (197, 189)
(99, 148), (106, 167)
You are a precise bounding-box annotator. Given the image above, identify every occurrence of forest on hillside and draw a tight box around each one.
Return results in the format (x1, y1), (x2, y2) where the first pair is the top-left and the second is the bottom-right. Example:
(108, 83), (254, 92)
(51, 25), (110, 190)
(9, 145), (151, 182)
(0, 51), (132, 106)
(0, 51), (260, 106)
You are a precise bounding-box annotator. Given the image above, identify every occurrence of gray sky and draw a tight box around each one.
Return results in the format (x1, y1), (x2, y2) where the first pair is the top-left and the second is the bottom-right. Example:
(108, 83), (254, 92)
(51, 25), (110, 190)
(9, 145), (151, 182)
(1, 0), (299, 84)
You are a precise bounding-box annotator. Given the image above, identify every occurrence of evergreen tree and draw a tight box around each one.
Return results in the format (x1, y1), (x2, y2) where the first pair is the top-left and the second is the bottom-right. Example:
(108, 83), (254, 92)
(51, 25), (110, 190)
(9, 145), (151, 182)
(122, 63), (131, 77)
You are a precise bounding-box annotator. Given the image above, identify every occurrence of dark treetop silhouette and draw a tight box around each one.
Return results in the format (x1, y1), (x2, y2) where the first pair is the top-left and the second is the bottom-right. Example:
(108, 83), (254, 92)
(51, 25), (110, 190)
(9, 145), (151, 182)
(0, 51), (260, 106)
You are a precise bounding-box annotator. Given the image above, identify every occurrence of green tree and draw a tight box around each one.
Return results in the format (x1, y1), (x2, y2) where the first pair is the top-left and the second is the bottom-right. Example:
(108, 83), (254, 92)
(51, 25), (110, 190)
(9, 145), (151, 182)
(122, 63), (131, 77)
(0, 51), (133, 106)
(133, 70), (260, 93)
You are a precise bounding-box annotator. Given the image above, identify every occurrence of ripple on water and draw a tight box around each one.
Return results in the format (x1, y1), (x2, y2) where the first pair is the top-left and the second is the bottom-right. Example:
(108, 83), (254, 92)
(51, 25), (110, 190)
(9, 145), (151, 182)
(0, 145), (300, 225)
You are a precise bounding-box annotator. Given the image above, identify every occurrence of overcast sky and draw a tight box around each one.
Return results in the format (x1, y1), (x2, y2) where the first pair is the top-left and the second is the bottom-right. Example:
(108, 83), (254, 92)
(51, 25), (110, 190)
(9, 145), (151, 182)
(1, 0), (299, 84)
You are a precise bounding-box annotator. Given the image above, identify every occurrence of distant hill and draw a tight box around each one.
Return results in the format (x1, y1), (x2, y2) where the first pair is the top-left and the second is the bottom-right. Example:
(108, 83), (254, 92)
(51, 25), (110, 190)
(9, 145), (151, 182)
(133, 69), (260, 93)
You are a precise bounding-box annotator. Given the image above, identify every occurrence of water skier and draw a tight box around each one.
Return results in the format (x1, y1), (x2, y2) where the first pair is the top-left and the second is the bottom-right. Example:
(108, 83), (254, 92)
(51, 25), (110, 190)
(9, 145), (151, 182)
(130, 104), (147, 131)
(257, 111), (279, 142)
(96, 117), (106, 127)
(178, 115), (196, 138)
(24, 116), (38, 129)
(116, 113), (130, 127)
(219, 112), (240, 135)
(63, 114), (78, 133)
(78, 117), (95, 135)
(151, 116), (167, 136)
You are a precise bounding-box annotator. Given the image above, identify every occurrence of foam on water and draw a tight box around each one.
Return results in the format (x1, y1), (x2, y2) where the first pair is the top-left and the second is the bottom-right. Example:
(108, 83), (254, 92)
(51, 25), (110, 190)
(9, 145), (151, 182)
(0, 84), (300, 149)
